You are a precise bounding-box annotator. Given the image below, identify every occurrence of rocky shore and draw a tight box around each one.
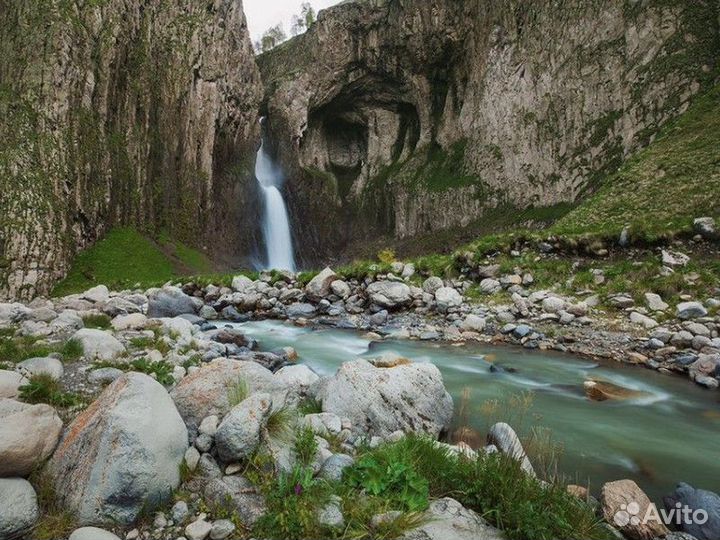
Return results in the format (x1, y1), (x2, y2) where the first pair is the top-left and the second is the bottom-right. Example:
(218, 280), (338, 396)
(0, 224), (719, 540)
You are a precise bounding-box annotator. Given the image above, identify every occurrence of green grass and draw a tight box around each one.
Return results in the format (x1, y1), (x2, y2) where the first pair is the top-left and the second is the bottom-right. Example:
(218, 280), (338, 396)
(0, 336), (84, 363)
(227, 377), (250, 407)
(553, 84), (720, 238)
(51, 227), (213, 296)
(18, 374), (84, 408)
(92, 358), (175, 386)
(81, 313), (111, 329)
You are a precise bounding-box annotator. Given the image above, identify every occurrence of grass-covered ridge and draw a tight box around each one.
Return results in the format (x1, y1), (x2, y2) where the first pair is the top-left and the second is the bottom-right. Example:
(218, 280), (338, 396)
(553, 84), (720, 238)
(51, 228), (213, 296)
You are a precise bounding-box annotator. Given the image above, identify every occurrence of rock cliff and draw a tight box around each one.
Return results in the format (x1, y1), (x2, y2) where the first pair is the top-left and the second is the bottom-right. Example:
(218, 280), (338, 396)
(258, 0), (720, 265)
(0, 0), (263, 300)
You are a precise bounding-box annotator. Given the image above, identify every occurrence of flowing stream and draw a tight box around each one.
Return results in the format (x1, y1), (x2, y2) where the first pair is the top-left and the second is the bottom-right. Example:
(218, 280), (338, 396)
(227, 319), (720, 502)
(254, 141), (296, 271)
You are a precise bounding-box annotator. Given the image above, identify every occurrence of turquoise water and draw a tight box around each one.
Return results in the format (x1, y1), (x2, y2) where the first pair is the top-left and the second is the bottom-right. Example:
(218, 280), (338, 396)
(228, 320), (720, 502)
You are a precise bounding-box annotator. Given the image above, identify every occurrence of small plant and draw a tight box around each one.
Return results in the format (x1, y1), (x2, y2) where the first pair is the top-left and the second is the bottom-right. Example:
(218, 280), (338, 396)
(227, 377), (249, 407)
(81, 313), (112, 329)
(129, 358), (175, 386)
(377, 248), (396, 264)
(19, 374), (83, 408)
(293, 426), (318, 467)
(265, 406), (295, 443)
(60, 338), (84, 362)
(254, 466), (331, 540)
(345, 451), (429, 512)
(297, 397), (322, 415)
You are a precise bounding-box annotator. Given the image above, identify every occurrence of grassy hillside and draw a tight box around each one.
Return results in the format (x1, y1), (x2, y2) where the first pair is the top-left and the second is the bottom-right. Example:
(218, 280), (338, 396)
(51, 228), (213, 296)
(552, 84), (720, 239)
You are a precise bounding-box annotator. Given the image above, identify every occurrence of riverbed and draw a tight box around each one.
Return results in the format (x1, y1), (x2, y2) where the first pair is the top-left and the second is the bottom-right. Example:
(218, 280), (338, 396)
(226, 319), (720, 501)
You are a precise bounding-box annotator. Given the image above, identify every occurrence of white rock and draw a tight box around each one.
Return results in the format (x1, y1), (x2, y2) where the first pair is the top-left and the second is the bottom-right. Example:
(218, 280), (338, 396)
(460, 314), (486, 333)
(215, 393), (273, 462)
(16, 356), (64, 380)
(111, 313), (148, 331)
(630, 312), (659, 329)
(69, 527), (121, 540)
(645, 293), (669, 312)
(81, 285), (110, 304)
(0, 370), (28, 399)
(185, 516), (212, 540)
(231, 275), (255, 293)
(0, 478), (39, 539)
(72, 328), (125, 360)
(305, 268), (338, 301)
(435, 287), (463, 312)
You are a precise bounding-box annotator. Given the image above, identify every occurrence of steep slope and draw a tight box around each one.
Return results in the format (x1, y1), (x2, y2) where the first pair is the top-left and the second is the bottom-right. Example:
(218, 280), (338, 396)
(258, 0), (719, 266)
(0, 0), (264, 300)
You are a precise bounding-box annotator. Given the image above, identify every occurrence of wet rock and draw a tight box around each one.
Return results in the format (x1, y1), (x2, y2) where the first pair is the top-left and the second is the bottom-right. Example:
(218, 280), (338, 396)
(0, 399), (63, 477)
(48, 373), (188, 525)
(399, 497), (504, 540)
(487, 423), (534, 476)
(0, 478), (39, 540)
(147, 286), (197, 318)
(584, 380), (649, 402)
(601, 479), (668, 540)
(663, 483), (720, 540)
(316, 359), (452, 438)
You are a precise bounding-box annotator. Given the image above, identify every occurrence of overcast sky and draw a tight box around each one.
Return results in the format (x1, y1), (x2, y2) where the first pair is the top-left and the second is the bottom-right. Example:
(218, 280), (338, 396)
(244, 0), (343, 42)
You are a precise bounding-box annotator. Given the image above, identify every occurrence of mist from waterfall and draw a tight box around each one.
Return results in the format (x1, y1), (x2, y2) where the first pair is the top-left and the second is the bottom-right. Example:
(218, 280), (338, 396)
(255, 139), (296, 272)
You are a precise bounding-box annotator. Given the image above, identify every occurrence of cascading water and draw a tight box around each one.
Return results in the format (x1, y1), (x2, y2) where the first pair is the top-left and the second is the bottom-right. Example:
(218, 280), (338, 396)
(254, 137), (296, 271)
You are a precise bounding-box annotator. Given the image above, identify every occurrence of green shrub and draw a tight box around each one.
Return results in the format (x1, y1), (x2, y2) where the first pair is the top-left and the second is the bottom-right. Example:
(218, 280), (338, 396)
(19, 374), (83, 408)
(377, 248), (397, 264)
(128, 358), (175, 385)
(81, 313), (112, 329)
(293, 426), (318, 467)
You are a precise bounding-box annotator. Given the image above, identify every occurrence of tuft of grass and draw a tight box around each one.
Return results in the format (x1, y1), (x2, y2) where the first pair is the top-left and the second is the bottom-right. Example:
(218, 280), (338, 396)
(19, 374), (84, 408)
(81, 313), (112, 330)
(29, 470), (77, 540)
(293, 426), (318, 467)
(60, 338), (84, 362)
(92, 358), (176, 386)
(297, 397), (323, 416)
(265, 406), (296, 443)
(0, 336), (53, 363)
(227, 377), (249, 407)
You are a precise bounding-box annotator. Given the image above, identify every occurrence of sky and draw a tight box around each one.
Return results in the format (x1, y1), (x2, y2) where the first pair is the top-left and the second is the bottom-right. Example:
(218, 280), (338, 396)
(244, 0), (343, 43)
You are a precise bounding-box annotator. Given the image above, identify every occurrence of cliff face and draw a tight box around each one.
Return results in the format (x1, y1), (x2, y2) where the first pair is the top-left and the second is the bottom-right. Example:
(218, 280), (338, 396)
(258, 0), (720, 264)
(0, 0), (264, 300)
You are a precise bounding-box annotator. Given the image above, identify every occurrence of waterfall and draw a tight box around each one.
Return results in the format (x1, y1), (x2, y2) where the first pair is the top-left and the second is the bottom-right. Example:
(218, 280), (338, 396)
(255, 140), (296, 271)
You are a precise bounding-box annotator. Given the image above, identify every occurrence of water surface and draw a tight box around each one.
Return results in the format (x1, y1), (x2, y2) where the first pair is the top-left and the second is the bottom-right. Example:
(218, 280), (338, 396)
(230, 320), (720, 501)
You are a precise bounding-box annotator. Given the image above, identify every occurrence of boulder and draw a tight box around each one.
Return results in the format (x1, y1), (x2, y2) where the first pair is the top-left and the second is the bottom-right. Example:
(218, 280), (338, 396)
(601, 479), (668, 540)
(111, 313), (148, 331)
(460, 314), (486, 333)
(315, 359), (453, 438)
(0, 478), (39, 540)
(330, 280), (351, 299)
(399, 498), (504, 540)
(422, 277), (444, 294)
(629, 312), (659, 330)
(366, 281), (412, 309)
(694, 217), (717, 240)
(0, 370), (28, 400)
(435, 287), (463, 312)
(231, 275), (255, 293)
(663, 483), (720, 540)
(677, 302), (708, 320)
(0, 399), (63, 477)
(81, 285), (110, 304)
(16, 356), (64, 380)
(480, 278), (501, 294)
(69, 527), (121, 540)
(48, 373), (188, 525)
(147, 287), (197, 318)
(645, 293), (669, 312)
(305, 268), (338, 302)
(72, 328), (125, 360)
(584, 380), (650, 402)
(319, 454), (354, 482)
(171, 359), (274, 434)
(487, 423), (534, 476)
(204, 476), (267, 526)
(662, 250), (690, 268)
(215, 393), (272, 462)
(286, 303), (317, 319)
(542, 296), (566, 314)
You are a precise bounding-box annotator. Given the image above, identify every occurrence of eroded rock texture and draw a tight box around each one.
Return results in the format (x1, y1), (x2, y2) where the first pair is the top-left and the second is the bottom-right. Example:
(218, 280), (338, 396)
(0, 0), (263, 300)
(258, 0), (720, 264)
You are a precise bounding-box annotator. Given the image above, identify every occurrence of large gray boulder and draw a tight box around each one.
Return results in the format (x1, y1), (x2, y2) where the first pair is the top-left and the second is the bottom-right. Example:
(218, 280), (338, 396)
(315, 359), (453, 438)
(48, 373), (188, 525)
(366, 281), (412, 309)
(170, 359), (274, 434)
(664, 483), (720, 540)
(305, 267), (338, 302)
(72, 328), (125, 360)
(147, 286), (197, 318)
(16, 356), (64, 380)
(399, 498), (504, 540)
(435, 287), (462, 312)
(0, 399), (63, 477)
(215, 393), (272, 462)
(0, 478), (39, 540)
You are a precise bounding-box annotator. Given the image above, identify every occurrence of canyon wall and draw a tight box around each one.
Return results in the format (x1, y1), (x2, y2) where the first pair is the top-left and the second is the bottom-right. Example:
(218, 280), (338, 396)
(0, 0), (264, 300)
(258, 0), (720, 265)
